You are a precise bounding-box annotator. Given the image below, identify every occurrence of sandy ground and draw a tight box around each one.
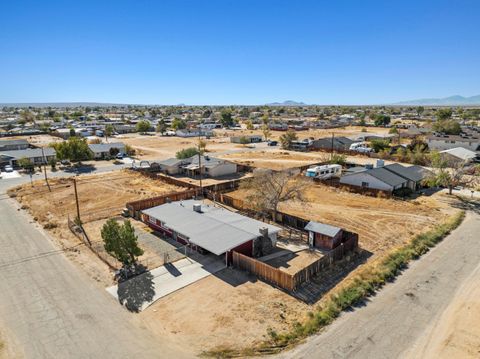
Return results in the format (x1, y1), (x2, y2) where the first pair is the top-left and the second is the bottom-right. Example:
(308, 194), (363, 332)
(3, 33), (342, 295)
(229, 184), (454, 257)
(217, 148), (391, 170)
(141, 267), (310, 354)
(266, 249), (324, 275)
(409, 261), (480, 359)
(118, 125), (391, 163)
(9, 171), (181, 285)
(1, 134), (63, 147)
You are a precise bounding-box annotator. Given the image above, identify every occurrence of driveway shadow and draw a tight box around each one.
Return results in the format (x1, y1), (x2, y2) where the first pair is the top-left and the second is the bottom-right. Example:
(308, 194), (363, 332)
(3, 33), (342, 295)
(117, 265), (156, 312)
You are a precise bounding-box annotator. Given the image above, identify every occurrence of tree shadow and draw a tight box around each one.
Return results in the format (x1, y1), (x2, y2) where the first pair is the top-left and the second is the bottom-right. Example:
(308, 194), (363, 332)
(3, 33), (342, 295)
(63, 163), (97, 174)
(116, 264), (156, 313)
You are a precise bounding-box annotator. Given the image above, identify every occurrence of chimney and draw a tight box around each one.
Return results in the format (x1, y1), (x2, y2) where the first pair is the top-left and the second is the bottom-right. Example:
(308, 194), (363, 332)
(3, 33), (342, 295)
(259, 227), (268, 237)
(376, 159), (384, 168)
(193, 204), (202, 213)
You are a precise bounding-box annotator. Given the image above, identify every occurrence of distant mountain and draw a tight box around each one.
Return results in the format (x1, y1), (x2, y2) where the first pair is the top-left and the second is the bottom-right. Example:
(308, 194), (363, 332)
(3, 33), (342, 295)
(0, 102), (133, 108)
(266, 100), (307, 106)
(394, 95), (480, 106)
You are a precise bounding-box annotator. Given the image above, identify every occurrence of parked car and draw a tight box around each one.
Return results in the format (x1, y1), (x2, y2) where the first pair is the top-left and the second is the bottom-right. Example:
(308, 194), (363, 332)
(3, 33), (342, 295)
(4, 165), (13, 172)
(116, 153), (125, 159)
(267, 140), (278, 146)
(60, 160), (71, 166)
(349, 142), (373, 153)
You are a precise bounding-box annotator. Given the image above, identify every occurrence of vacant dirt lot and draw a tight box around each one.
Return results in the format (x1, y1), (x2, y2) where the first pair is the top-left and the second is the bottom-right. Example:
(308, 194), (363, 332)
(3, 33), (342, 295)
(118, 125), (390, 163)
(141, 267), (310, 354)
(9, 170), (181, 285)
(229, 183), (455, 258)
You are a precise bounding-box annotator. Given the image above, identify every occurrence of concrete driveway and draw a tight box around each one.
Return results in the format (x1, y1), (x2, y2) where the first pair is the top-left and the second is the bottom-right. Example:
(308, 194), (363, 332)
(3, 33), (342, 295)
(106, 255), (225, 312)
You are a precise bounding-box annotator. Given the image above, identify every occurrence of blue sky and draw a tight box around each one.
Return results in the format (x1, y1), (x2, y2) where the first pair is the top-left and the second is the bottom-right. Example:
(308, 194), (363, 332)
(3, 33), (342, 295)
(0, 0), (479, 105)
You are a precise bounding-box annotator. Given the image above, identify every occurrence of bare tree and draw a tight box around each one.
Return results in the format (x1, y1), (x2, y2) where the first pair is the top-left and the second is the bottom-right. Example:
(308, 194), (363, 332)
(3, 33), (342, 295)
(426, 152), (480, 195)
(241, 169), (308, 220)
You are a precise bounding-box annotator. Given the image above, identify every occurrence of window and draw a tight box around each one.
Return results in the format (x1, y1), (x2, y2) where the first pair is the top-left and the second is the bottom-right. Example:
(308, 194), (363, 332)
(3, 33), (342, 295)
(361, 182), (369, 187)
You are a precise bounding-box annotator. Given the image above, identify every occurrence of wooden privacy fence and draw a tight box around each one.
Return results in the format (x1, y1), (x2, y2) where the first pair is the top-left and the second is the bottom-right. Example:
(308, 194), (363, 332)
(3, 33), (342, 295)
(292, 235), (358, 289)
(233, 251), (295, 292)
(126, 189), (199, 218)
(233, 234), (359, 292)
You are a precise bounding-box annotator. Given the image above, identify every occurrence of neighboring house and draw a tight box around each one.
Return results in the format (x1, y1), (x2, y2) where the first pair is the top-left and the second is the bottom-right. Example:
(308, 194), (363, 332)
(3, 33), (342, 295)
(311, 136), (354, 151)
(0, 148), (56, 167)
(176, 129), (213, 137)
(439, 147), (479, 164)
(305, 221), (343, 250)
(141, 200), (281, 264)
(156, 158), (186, 175)
(230, 135), (263, 144)
(157, 155), (237, 178)
(88, 142), (126, 159)
(383, 163), (432, 190)
(113, 124), (137, 134)
(290, 139), (312, 151)
(53, 128), (73, 139)
(0, 139), (29, 151)
(427, 133), (480, 152)
(340, 166), (408, 192)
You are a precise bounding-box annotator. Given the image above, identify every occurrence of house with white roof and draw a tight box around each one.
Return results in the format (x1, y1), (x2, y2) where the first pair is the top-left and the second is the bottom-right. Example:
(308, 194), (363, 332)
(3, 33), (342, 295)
(141, 200), (282, 264)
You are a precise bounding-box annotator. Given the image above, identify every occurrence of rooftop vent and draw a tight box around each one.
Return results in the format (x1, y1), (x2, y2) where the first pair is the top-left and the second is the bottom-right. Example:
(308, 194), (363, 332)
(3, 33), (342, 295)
(193, 204), (202, 213)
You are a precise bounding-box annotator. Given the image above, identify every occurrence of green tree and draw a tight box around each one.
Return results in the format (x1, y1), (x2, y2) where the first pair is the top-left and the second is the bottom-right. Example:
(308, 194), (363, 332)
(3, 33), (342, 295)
(329, 153), (347, 166)
(104, 124), (114, 142)
(432, 119), (461, 135)
(102, 219), (144, 266)
(370, 139), (390, 153)
(373, 114), (391, 127)
(220, 109), (234, 128)
(171, 118), (187, 130)
(18, 157), (34, 172)
(156, 119), (167, 135)
(416, 106), (425, 116)
(246, 120), (254, 130)
(52, 137), (92, 163)
(279, 130), (298, 150)
(436, 108), (453, 121)
(176, 147), (199, 159)
(136, 120), (151, 134)
(198, 139), (207, 154)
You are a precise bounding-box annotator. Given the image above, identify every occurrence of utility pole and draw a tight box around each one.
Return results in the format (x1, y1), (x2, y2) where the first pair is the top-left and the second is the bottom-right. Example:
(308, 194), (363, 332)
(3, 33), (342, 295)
(198, 132), (203, 197)
(41, 147), (51, 192)
(330, 132), (335, 161)
(73, 177), (81, 223)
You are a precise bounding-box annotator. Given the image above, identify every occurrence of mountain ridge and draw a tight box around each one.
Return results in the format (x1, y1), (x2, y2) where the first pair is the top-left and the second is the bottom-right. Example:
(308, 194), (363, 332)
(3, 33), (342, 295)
(394, 95), (480, 106)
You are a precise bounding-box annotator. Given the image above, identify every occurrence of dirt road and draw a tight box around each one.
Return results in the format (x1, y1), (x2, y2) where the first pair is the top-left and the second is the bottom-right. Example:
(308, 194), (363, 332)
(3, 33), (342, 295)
(0, 193), (189, 358)
(279, 211), (480, 359)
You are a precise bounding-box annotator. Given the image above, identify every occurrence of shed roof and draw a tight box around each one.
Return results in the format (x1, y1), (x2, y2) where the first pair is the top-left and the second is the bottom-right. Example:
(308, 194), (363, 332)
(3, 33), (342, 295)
(440, 147), (477, 161)
(304, 221), (342, 237)
(142, 200), (281, 255)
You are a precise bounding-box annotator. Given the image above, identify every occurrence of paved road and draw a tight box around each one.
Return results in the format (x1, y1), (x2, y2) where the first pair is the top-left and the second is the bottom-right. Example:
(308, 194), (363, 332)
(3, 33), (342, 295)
(0, 186), (189, 358)
(280, 211), (480, 359)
